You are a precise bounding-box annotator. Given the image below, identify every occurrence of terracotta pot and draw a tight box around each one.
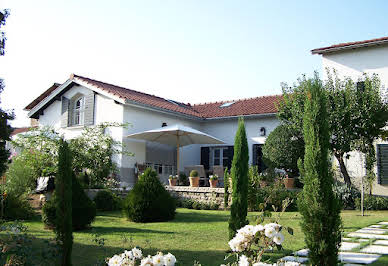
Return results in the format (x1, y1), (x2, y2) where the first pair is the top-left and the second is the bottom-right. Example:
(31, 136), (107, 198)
(169, 178), (177, 186)
(189, 176), (199, 187)
(209, 179), (218, 188)
(283, 177), (295, 189)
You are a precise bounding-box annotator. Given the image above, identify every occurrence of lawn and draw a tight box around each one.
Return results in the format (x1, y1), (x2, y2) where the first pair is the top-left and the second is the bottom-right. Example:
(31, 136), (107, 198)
(7, 209), (388, 265)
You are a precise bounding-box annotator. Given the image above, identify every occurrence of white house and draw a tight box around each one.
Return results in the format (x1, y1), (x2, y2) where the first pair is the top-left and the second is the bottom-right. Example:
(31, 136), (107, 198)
(24, 74), (280, 186)
(312, 36), (388, 196)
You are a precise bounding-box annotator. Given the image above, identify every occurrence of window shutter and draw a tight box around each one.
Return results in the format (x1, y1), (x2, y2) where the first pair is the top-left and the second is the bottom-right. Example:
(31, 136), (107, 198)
(61, 96), (70, 128)
(377, 144), (388, 185)
(201, 147), (210, 170)
(252, 144), (258, 166)
(84, 92), (95, 126)
(225, 146), (234, 170)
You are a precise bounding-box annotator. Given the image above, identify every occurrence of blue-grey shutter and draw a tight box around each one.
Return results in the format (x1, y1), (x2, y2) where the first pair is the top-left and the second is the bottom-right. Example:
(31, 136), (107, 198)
(61, 96), (70, 128)
(377, 144), (388, 185)
(84, 92), (95, 126)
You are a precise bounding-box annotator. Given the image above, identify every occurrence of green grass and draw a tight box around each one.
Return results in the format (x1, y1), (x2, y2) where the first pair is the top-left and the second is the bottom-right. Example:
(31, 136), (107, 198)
(5, 209), (388, 265)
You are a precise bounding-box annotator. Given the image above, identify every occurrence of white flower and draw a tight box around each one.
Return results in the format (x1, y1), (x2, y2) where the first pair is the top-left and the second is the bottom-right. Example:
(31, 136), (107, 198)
(132, 247), (142, 259)
(163, 253), (177, 266)
(238, 255), (249, 266)
(140, 255), (153, 266)
(108, 255), (123, 266)
(123, 250), (134, 259)
(253, 263), (275, 266)
(253, 224), (265, 234)
(152, 253), (164, 266)
(273, 232), (285, 245)
(121, 257), (136, 266)
(264, 223), (281, 232)
(265, 226), (276, 238)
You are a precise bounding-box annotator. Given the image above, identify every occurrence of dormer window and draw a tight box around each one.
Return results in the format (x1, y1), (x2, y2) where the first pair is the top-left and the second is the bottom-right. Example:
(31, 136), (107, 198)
(72, 96), (85, 125)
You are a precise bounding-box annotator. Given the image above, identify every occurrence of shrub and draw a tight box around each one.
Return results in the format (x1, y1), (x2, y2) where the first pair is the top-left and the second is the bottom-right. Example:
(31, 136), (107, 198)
(2, 193), (34, 220)
(192, 201), (201, 210)
(189, 170), (198, 177)
(5, 155), (36, 197)
(355, 195), (388, 210)
(94, 190), (122, 211)
(42, 174), (96, 231)
(333, 182), (360, 210)
(178, 173), (189, 186)
(181, 199), (194, 209)
(262, 124), (304, 176)
(210, 202), (220, 210)
(228, 118), (249, 239)
(123, 168), (176, 222)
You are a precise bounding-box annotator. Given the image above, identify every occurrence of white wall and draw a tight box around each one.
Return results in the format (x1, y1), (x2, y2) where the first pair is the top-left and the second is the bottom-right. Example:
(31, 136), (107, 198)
(201, 116), (279, 164)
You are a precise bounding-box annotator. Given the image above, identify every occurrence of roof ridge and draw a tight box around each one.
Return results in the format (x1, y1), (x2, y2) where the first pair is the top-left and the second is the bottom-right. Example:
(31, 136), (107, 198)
(312, 36), (388, 54)
(192, 94), (282, 106)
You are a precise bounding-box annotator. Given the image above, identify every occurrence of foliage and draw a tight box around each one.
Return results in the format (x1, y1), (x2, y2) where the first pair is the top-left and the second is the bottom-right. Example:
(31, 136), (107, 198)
(247, 165), (260, 210)
(0, 221), (60, 265)
(278, 71), (388, 187)
(1, 193), (34, 220)
(0, 9), (10, 55)
(189, 170), (198, 177)
(4, 154), (36, 197)
(333, 181), (360, 210)
(106, 247), (176, 266)
(43, 174), (96, 231)
(355, 195), (388, 210)
(297, 73), (342, 265)
(176, 198), (220, 210)
(262, 125), (304, 177)
(123, 168), (176, 222)
(209, 174), (218, 180)
(178, 173), (189, 186)
(224, 167), (229, 208)
(94, 190), (122, 211)
(69, 123), (132, 188)
(55, 139), (73, 266)
(228, 118), (249, 240)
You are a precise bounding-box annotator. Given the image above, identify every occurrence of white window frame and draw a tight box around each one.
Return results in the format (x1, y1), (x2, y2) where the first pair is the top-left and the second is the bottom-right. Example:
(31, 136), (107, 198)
(72, 96), (85, 126)
(211, 147), (228, 167)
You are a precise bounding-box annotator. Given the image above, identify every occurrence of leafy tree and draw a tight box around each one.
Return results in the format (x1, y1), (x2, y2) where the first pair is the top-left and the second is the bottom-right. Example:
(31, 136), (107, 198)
(224, 167), (229, 209)
(228, 118), (249, 240)
(0, 10), (13, 176)
(297, 73), (342, 265)
(262, 124), (304, 176)
(55, 139), (73, 266)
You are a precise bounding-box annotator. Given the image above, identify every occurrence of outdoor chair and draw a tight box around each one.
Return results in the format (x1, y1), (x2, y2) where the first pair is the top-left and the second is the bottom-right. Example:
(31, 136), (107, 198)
(184, 165), (208, 186)
(212, 165), (225, 187)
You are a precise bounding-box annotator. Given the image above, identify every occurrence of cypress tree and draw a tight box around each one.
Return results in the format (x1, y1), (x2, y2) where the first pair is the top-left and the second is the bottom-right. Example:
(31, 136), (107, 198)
(228, 118), (249, 239)
(297, 73), (342, 265)
(56, 139), (73, 266)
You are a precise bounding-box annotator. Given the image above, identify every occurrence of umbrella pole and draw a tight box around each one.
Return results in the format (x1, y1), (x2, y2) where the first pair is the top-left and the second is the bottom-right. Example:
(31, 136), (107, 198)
(176, 135), (180, 176)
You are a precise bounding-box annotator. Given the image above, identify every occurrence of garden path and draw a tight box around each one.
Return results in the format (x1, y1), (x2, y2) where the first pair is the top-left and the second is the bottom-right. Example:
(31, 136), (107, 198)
(279, 221), (388, 265)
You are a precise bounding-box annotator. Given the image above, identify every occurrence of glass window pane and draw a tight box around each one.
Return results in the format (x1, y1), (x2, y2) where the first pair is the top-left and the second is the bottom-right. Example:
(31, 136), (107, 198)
(223, 148), (228, 157)
(214, 149), (220, 157)
(214, 158), (220, 165)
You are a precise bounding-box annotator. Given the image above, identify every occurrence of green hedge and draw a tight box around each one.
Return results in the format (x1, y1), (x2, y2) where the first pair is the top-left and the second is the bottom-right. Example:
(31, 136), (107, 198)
(1, 193), (35, 220)
(355, 195), (388, 210)
(176, 198), (220, 210)
(94, 190), (122, 211)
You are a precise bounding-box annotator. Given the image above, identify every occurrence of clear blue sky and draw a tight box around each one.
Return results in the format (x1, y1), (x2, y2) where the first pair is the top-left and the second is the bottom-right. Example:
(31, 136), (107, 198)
(1, 0), (388, 126)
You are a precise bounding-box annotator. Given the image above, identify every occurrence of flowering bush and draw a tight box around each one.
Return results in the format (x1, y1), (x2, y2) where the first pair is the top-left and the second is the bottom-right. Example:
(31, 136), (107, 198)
(209, 174), (218, 180)
(226, 223), (295, 266)
(107, 247), (176, 266)
(168, 175), (178, 180)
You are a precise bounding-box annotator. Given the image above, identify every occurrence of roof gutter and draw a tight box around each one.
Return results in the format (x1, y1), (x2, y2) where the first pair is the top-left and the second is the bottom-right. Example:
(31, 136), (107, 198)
(311, 39), (388, 55)
(202, 112), (277, 121)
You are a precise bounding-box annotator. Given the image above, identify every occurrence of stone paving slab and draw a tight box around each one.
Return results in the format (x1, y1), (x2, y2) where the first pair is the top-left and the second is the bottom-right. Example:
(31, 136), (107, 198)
(343, 237), (353, 241)
(294, 249), (309, 257)
(344, 264), (363, 266)
(358, 239), (370, 242)
(280, 256), (309, 263)
(338, 252), (381, 264)
(340, 242), (361, 251)
(369, 225), (383, 228)
(378, 222), (388, 225)
(374, 240), (388, 246)
(348, 232), (388, 240)
(361, 245), (388, 255)
(356, 228), (388, 234)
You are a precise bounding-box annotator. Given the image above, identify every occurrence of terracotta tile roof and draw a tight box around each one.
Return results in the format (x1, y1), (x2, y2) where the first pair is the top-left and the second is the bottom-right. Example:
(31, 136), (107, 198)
(27, 74), (282, 119)
(312, 36), (388, 54)
(10, 127), (33, 137)
(25, 83), (61, 110)
(73, 74), (201, 117)
(192, 95), (281, 118)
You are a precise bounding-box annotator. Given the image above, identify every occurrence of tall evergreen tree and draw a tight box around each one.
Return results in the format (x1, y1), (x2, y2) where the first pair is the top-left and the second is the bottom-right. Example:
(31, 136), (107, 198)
(56, 139), (73, 266)
(297, 73), (342, 265)
(228, 118), (249, 240)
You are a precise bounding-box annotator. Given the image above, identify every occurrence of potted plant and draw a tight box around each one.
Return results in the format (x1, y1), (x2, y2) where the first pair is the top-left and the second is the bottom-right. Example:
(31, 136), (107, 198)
(189, 170), (199, 187)
(209, 174), (218, 188)
(168, 175), (178, 186)
(283, 174), (295, 189)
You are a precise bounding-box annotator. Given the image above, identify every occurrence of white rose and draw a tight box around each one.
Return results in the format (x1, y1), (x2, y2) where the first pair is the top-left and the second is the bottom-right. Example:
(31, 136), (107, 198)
(164, 252), (177, 266)
(265, 226), (276, 238)
(108, 255), (123, 266)
(152, 253), (164, 266)
(132, 247), (142, 259)
(238, 255), (249, 266)
(140, 255), (153, 266)
(273, 232), (285, 245)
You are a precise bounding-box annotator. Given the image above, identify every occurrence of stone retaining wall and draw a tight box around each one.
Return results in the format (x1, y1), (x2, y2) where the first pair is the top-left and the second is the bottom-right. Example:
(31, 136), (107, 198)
(84, 189), (129, 200)
(165, 186), (225, 209)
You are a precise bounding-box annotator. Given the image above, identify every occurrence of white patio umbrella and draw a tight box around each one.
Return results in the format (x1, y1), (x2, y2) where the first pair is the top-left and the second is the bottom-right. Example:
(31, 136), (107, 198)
(126, 124), (225, 174)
